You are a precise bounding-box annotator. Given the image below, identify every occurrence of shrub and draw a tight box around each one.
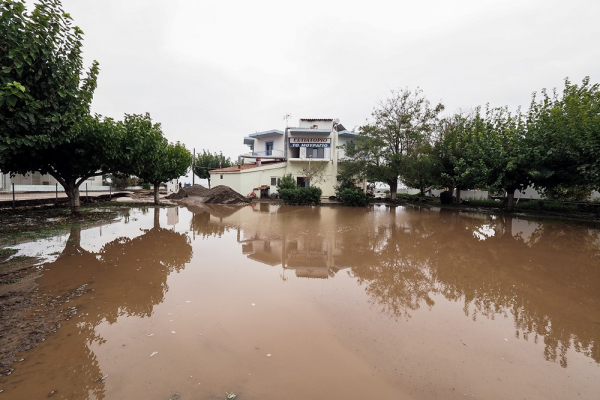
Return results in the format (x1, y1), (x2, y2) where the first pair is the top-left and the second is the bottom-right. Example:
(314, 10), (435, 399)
(340, 188), (369, 207)
(515, 200), (578, 213)
(141, 182), (151, 190)
(277, 174), (297, 190)
(279, 187), (322, 205)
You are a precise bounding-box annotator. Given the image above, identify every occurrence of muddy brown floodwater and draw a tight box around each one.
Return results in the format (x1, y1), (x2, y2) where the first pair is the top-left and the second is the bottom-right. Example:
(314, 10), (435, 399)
(1, 204), (599, 399)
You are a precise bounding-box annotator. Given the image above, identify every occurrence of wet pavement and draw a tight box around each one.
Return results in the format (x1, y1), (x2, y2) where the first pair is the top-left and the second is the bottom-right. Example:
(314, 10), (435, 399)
(1, 204), (599, 399)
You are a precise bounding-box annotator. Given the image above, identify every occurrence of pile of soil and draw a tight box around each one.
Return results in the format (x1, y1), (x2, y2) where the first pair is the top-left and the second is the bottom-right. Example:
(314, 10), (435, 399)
(203, 185), (249, 205)
(168, 185), (249, 205)
(165, 185), (209, 200)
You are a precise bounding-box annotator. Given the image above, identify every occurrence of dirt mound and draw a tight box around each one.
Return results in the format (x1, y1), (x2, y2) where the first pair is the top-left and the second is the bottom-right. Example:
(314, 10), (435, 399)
(169, 185), (249, 205)
(165, 185), (210, 200)
(203, 185), (249, 205)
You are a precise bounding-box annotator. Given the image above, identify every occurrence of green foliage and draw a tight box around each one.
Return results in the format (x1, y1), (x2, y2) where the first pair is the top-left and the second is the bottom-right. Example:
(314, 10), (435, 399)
(334, 166), (360, 197)
(141, 182), (151, 190)
(527, 77), (600, 190)
(339, 188), (369, 207)
(515, 200), (578, 213)
(277, 173), (297, 190)
(467, 199), (503, 208)
(108, 174), (138, 190)
(342, 87), (444, 199)
(541, 184), (594, 202)
(278, 187), (322, 205)
(0, 0), (99, 172)
(193, 150), (232, 188)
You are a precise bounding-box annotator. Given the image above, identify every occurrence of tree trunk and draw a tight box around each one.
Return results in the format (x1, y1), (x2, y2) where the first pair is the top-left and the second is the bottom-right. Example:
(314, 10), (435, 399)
(455, 185), (461, 204)
(388, 179), (398, 200)
(153, 183), (160, 205)
(63, 178), (81, 215)
(208, 178), (211, 189)
(505, 187), (516, 211)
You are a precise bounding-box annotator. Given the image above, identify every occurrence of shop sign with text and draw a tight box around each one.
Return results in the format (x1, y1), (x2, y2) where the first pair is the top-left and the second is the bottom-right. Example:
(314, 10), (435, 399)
(289, 138), (331, 148)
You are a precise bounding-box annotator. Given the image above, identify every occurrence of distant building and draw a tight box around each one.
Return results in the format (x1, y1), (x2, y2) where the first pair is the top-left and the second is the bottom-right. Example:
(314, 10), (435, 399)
(0, 171), (103, 191)
(210, 118), (359, 198)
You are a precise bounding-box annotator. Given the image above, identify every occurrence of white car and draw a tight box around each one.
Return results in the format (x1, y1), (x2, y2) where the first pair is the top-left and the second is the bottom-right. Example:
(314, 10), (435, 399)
(373, 190), (387, 199)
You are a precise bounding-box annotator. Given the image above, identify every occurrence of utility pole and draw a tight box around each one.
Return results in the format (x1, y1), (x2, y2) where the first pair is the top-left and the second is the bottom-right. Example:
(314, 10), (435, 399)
(192, 147), (195, 185)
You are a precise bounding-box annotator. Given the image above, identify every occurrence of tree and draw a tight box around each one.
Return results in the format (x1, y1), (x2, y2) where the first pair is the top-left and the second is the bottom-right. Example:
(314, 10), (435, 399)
(433, 111), (491, 203)
(300, 160), (328, 187)
(483, 106), (532, 210)
(0, 0), (99, 177)
(343, 88), (444, 200)
(527, 77), (600, 192)
(41, 114), (126, 213)
(193, 150), (232, 188)
(127, 114), (192, 205)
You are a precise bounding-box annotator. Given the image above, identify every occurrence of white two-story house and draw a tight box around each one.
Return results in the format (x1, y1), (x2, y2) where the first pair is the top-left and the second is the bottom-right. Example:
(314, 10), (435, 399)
(210, 118), (359, 198)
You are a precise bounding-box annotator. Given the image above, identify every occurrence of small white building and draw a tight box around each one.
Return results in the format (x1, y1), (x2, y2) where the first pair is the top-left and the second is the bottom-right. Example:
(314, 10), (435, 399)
(0, 171), (104, 191)
(210, 118), (359, 198)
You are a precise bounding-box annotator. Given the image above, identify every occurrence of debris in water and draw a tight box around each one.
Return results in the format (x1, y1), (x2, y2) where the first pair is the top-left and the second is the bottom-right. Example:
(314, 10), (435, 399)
(148, 334), (154, 337)
(171, 331), (176, 334)
(251, 303), (256, 306)
(267, 353), (272, 357)
(96, 374), (108, 382)
(150, 351), (158, 357)
(226, 392), (237, 399)
(504, 338), (508, 342)
(185, 300), (191, 303)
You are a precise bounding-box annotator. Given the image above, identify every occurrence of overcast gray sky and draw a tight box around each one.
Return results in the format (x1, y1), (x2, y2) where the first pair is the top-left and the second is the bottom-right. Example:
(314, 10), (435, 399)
(26, 0), (600, 161)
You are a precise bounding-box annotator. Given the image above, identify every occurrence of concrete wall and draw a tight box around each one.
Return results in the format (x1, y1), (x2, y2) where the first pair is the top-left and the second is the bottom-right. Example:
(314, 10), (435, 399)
(216, 161), (340, 198)
(252, 135), (286, 158)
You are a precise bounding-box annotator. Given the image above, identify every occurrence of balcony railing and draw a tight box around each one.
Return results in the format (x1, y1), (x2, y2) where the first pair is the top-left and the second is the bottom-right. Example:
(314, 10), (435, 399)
(248, 150), (284, 157)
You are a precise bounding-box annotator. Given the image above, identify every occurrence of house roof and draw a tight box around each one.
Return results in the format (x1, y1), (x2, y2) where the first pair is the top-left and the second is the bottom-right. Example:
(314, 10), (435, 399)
(210, 161), (285, 173)
(338, 130), (357, 138)
(300, 118), (333, 122)
(249, 129), (283, 138)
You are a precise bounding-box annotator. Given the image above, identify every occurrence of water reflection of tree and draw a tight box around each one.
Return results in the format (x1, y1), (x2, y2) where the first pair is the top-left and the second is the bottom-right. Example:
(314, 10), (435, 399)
(350, 209), (437, 319)
(33, 212), (193, 399)
(186, 203), (599, 368)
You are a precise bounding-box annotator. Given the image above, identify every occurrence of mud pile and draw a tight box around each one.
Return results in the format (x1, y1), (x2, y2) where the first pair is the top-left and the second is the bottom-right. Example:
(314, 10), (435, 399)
(168, 185), (249, 205)
(165, 185), (209, 200)
(203, 185), (249, 205)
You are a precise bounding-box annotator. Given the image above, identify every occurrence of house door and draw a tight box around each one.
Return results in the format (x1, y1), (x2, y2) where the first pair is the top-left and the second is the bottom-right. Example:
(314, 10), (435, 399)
(266, 141), (273, 156)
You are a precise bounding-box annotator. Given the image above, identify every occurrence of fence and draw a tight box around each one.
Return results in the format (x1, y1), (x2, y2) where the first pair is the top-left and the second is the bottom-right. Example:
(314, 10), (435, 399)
(0, 183), (117, 208)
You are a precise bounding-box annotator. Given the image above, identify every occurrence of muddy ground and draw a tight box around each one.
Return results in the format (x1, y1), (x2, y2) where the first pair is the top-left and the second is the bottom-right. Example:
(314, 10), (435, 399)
(0, 205), (126, 376)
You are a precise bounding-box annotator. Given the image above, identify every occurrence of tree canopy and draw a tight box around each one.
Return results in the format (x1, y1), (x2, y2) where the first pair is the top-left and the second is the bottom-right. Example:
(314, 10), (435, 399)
(192, 150), (232, 188)
(343, 88), (444, 200)
(0, 0), (99, 171)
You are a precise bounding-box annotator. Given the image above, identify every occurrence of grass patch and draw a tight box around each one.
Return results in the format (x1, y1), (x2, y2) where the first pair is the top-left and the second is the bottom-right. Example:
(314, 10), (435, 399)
(515, 200), (579, 213)
(0, 248), (18, 258)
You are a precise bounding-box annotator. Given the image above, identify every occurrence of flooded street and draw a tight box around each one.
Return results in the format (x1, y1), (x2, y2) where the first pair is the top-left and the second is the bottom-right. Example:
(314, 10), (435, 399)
(1, 204), (599, 399)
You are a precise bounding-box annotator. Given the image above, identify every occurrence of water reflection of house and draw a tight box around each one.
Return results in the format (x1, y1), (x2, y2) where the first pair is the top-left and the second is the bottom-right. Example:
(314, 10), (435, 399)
(240, 236), (349, 280)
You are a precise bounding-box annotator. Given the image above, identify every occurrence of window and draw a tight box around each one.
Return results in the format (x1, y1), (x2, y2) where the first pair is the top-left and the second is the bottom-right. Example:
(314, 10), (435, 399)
(306, 147), (325, 159)
(271, 177), (277, 186)
(266, 141), (274, 156)
(220, 174), (223, 179)
(296, 177), (307, 187)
